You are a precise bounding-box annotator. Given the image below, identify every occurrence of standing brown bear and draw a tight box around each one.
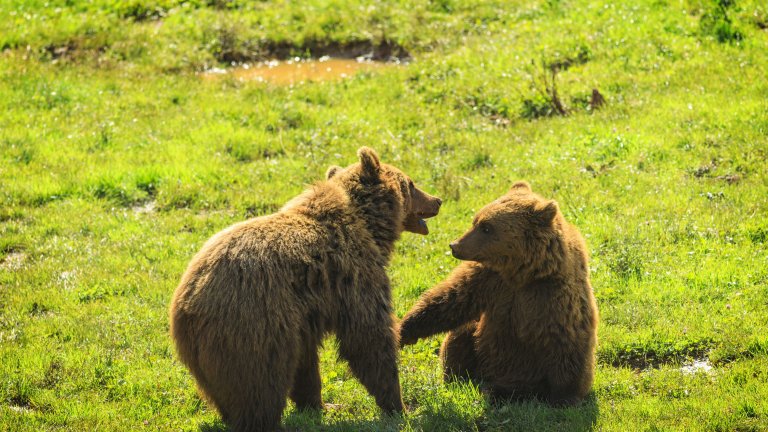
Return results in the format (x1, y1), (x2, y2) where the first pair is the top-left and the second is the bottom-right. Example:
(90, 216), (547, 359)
(399, 181), (598, 406)
(170, 147), (441, 431)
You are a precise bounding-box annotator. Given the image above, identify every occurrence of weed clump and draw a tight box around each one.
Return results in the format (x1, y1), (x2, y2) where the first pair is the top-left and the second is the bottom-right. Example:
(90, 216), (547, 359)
(114, 0), (181, 21)
(462, 92), (514, 123)
(700, 0), (745, 43)
(205, 22), (263, 64)
(589, 88), (606, 110)
(521, 58), (568, 119)
(546, 44), (591, 72)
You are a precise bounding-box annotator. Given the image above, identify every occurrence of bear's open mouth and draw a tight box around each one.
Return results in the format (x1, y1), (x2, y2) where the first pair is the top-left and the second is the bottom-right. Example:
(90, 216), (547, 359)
(404, 210), (439, 235)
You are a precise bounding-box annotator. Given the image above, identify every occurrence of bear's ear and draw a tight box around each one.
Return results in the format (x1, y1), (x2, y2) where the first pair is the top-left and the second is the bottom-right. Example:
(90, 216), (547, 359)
(326, 165), (343, 179)
(510, 181), (531, 192)
(534, 200), (558, 225)
(357, 146), (381, 181)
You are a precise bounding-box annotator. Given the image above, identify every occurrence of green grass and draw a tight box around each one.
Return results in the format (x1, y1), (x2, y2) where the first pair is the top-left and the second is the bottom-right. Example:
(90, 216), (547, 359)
(2, 0), (768, 430)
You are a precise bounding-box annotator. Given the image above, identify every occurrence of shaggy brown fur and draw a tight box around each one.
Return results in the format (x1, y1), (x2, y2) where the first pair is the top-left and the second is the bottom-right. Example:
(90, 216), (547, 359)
(400, 181), (598, 406)
(170, 147), (441, 431)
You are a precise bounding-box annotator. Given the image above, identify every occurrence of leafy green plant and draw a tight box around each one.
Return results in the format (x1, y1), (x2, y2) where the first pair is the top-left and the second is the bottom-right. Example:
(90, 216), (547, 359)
(522, 58), (568, 119)
(700, 0), (745, 43)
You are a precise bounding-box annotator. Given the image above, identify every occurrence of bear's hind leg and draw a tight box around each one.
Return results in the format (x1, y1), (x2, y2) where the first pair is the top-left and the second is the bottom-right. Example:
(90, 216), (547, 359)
(440, 321), (481, 383)
(544, 367), (587, 406)
(201, 357), (294, 431)
(193, 326), (299, 432)
(220, 352), (297, 432)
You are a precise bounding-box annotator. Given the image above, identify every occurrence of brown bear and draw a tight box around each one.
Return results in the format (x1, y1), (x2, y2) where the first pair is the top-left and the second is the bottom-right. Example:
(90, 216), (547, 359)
(169, 147), (441, 431)
(399, 181), (598, 406)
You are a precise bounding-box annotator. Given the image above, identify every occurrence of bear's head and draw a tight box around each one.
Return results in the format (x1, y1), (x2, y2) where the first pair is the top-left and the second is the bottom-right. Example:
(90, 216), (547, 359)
(326, 147), (442, 235)
(449, 181), (561, 270)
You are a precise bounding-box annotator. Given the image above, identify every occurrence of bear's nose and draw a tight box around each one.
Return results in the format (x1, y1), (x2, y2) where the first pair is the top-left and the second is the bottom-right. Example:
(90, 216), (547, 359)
(436, 198), (443, 207)
(449, 242), (457, 252)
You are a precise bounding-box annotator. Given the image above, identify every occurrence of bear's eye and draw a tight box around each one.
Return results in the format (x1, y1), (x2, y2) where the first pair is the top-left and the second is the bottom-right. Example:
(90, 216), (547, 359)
(479, 223), (492, 234)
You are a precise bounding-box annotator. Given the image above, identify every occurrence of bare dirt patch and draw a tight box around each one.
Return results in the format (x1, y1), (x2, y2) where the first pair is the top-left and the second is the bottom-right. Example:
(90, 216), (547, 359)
(0, 252), (26, 271)
(680, 358), (714, 375)
(132, 200), (156, 214)
(214, 38), (410, 64)
(600, 340), (714, 371)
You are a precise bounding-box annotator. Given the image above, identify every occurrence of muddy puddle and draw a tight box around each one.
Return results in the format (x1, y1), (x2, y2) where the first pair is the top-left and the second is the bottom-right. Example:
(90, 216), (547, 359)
(202, 56), (398, 85)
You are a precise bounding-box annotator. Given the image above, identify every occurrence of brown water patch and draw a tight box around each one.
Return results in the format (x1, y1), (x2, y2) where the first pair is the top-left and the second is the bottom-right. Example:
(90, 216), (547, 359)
(202, 57), (395, 85)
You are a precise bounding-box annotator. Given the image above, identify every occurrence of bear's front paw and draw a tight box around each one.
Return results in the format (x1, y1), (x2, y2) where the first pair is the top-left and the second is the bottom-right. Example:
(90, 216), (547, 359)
(399, 328), (419, 347)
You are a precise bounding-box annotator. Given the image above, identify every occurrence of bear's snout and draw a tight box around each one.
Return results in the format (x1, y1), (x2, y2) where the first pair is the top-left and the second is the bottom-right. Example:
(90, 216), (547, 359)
(403, 187), (441, 235)
(449, 242), (464, 259)
(418, 195), (442, 218)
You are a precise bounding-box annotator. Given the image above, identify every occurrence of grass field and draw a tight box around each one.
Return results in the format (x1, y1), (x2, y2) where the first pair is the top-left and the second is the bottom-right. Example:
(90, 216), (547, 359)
(2, 0), (768, 430)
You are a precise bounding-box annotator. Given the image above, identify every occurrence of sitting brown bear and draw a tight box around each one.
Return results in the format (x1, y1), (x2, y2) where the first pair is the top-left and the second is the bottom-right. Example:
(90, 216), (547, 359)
(399, 181), (598, 406)
(170, 147), (441, 431)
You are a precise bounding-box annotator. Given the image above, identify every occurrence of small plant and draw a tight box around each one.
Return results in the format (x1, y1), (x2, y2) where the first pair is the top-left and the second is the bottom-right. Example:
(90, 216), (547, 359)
(206, 0), (241, 10)
(589, 88), (606, 110)
(700, 0), (744, 43)
(571, 88), (606, 112)
(460, 152), (492, 170)
(521, 57), (568, 119)
(114, 0), (182, 21)
(437, 170), (468, 202)
(547, 44), (591, 72)
(206, 22), (261, 64)
(14, 147), (34, 165)
(462, 92), (514, 123)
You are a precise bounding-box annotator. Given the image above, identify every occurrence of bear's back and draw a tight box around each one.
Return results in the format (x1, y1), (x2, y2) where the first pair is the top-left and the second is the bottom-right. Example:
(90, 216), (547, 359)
(173, 188), (385, 320)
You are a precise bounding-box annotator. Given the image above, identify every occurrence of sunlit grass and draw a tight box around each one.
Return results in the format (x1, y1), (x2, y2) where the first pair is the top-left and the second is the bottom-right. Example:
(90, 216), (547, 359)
(1, 0), (767, 430)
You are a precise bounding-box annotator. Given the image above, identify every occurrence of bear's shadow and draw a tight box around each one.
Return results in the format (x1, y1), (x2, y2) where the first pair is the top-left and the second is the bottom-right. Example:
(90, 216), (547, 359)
(197, 394), (599, 431)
